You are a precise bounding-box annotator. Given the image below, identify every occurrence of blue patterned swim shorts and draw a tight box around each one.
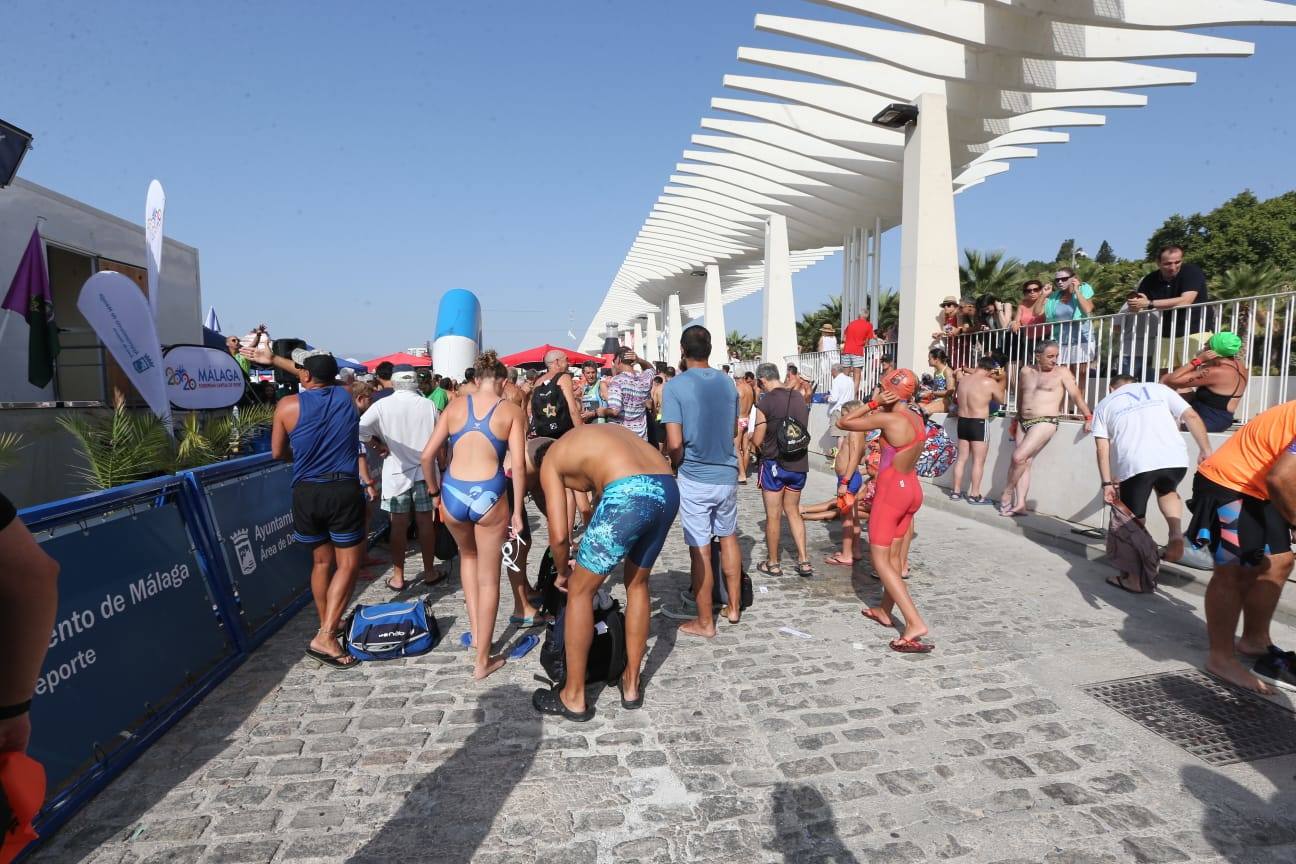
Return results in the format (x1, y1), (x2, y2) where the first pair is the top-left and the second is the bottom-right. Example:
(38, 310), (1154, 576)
(576, 474), (680, 577)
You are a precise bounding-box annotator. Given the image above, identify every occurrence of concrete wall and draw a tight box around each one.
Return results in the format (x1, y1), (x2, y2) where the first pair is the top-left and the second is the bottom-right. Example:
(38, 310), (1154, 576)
(0, 178), (201, 404)
(0, 407), (114, 509)
(804, 405), (1233, 547)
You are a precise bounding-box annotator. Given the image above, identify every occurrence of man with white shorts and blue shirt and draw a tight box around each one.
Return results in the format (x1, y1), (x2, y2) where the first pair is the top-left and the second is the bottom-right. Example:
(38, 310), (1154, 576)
(662, 325), (742, 638)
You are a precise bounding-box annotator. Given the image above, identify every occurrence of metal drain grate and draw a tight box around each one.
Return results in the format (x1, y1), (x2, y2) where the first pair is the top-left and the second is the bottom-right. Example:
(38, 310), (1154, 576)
(1082, 669), (1296, 766)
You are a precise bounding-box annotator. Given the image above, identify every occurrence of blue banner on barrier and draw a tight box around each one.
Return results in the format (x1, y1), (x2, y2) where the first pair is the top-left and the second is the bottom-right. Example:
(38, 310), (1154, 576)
(202, 463), (312, 637)
(28, 500), (237, 795)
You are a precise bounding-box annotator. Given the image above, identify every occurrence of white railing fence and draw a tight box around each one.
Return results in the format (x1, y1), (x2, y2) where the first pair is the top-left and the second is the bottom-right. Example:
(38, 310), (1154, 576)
(786, 342), (899, 399)
(935, 291), (1294, 421)
(780, 292), (1294, 423)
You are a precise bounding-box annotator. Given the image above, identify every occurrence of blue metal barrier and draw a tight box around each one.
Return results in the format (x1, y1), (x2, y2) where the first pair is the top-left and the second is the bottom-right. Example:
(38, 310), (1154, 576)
(16, 453), (318, 850)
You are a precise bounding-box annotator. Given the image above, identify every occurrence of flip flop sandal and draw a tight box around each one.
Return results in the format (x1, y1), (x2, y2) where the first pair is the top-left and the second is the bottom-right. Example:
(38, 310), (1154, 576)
(796, 562), (813, 578)
(508, 633), (541, 660)
(861, 608), (893, 628)
(618, 681), (645, 710)
(458, 632), (475, 650)
(1105, 575), (1144, 594)
(385, 578), (406, 592)
(889, 637), (934, 654)
(824, 554), (853, 567)
(305, 648), (360, 670)
(756, 561), (783, 577)
(508, 614), (553, 627)
(531, 687), (594, 722)
(947, 492), (963, 500)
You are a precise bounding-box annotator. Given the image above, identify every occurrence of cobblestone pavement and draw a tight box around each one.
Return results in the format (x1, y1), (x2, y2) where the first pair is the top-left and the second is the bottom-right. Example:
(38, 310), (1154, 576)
(32, 469), (1296, 864)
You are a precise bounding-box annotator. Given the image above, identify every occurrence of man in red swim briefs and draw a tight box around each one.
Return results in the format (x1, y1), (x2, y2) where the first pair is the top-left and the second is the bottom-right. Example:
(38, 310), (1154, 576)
(839, 368), (933, 653)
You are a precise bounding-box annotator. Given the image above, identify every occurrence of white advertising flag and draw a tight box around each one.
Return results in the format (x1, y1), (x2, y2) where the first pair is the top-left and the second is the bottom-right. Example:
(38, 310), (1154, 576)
(163, 345), (246, 410)
(78, 271), (173, 429)
(145, 180), (166, 322)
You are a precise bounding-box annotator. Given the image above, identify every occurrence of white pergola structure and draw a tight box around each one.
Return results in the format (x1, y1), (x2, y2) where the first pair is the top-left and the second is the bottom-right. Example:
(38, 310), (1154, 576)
(581, 0), (1296, 374)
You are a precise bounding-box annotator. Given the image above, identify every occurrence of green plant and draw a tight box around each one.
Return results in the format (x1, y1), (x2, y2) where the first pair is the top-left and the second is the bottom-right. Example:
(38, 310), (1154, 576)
(796, 295), (843, 353)
(58, 401), (170, 491)
(959, 249), (1024, 299)
(0, 432), (25, 473)
(164, 406), (276, 472)
(725, 330), (762, 361)
(1213, 264), (1294, 300)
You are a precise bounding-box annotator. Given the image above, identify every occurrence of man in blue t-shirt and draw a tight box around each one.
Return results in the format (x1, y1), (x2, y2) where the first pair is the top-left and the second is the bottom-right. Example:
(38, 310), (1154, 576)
(662, 325), (742, 638)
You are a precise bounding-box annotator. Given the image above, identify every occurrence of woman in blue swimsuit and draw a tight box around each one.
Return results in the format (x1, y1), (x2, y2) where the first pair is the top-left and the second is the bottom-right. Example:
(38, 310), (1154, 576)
(421, 352), (527, 680)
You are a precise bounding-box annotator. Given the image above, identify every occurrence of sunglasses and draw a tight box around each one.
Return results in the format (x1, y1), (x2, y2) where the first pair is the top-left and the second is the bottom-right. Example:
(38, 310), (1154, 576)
(1053, 276), (1072, 284)
(1023, 287), (1041, 294)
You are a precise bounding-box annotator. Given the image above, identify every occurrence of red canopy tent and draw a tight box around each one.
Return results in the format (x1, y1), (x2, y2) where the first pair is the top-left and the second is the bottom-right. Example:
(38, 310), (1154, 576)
(498, 344), (604, 368)
(362, 352), (432, 371)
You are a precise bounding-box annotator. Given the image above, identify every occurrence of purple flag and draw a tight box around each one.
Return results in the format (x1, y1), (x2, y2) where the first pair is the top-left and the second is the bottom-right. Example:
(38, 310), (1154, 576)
(2, 227), (59, 388)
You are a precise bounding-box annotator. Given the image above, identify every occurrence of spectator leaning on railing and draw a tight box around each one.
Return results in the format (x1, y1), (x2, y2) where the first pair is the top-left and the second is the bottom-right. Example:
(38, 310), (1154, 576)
(1044, 267), (1097, 383)
(1162, 332), (1250, 433)
(1128, 244), (1213, 362)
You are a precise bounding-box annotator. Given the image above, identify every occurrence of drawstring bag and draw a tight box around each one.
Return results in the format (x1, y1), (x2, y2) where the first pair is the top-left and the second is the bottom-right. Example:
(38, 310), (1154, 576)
(1105, 502), (1160, 593)
(915, 421), (956, 479)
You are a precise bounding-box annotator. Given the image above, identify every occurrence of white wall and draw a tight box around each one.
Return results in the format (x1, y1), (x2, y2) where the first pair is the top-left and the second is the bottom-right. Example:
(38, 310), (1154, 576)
(804, 406), (1233, 547)
(0, 179), (201, 404)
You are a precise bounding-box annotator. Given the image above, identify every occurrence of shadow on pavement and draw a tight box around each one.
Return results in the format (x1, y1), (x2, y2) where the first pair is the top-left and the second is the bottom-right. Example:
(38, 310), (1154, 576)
(350, 685), (540, 864)
(767, 783), (861, 863)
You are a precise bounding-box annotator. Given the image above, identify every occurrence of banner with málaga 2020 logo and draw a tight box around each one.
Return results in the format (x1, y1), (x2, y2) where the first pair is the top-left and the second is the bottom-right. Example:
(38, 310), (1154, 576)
(163, 344), (246, 410)
(202, 462), (313, 636)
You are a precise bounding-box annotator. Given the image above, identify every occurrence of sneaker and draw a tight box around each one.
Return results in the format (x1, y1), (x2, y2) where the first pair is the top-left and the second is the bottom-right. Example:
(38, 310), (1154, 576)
(1253, 646), (1296, 692)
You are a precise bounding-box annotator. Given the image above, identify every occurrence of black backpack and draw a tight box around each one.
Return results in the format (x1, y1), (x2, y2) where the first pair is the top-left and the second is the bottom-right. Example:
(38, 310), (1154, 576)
(539, 597), (627, 687)
(530, 372), (574, 438)
(709, 538), (754, 611)
(771, 390), (810, 462)
(535, 547), (566, 618)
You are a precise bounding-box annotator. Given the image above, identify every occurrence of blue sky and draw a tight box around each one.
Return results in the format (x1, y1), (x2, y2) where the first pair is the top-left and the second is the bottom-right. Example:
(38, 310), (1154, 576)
(4, 1), (1294, 359)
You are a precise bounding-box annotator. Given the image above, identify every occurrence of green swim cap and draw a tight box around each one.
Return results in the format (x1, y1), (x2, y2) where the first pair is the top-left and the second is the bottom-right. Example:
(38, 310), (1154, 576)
(1209, 331), (1242, 358)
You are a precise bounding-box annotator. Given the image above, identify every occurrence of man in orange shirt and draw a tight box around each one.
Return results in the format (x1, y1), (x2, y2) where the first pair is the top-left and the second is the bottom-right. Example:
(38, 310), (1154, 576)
(1188, 400), (1296, 693)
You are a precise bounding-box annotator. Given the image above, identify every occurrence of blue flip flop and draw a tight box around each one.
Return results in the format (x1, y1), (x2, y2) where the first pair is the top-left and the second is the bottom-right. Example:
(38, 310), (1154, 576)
(457, 632), (473, 649)
(508, 633), (541, 659)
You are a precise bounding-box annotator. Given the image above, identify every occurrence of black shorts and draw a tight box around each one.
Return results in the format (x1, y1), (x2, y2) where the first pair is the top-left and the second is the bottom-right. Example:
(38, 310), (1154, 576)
(1118, 467), (1187, 519)
(292, 479), (366, 549)
(1188, 473), (1294, 567)
(957, 417), (987, 443)
(0, 491), (16, 533)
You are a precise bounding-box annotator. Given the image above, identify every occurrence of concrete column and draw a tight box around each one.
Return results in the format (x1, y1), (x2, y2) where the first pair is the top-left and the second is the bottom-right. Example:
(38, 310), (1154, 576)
(666, 294), (682, 362)
(703, 264), (730, 368)
(898, 92), (960, 375)
(643, 312), (659, 364)
(632, 321), (645, 362)
(762, 212), (798, 374)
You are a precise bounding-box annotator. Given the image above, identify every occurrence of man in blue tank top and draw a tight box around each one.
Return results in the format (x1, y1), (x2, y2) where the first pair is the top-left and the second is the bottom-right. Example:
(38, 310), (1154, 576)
(271, 350), (369, 670)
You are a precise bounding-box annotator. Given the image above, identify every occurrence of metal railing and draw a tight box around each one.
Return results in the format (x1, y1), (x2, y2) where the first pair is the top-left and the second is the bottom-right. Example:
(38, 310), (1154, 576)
(933, 291), (1295, 421)
(786, 342), (899, 399)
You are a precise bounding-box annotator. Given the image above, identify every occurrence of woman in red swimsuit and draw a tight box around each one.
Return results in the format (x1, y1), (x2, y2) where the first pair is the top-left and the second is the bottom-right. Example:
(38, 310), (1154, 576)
(838, 369), (933, 653)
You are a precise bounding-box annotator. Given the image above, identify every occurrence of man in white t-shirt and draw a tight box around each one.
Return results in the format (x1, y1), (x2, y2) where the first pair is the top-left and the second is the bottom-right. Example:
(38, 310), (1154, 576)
(1092, 374), (1212, 571)
(359, 366), (441, 591)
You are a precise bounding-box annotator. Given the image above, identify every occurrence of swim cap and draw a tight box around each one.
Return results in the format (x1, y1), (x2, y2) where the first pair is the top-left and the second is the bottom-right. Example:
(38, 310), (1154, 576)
(1209, 331), (1242, 358)
(881, 368), (918, 401)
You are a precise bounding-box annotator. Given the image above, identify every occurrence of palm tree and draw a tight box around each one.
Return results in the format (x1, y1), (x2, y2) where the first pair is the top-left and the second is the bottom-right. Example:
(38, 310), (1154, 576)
(725, 330), (762, 361)
(959, 249), (1024, 300)
(0, 432), (24, 474)
(797, 295), (843, 353)
(58, 399), (170, 491)
(1213, 264), (1293, 300)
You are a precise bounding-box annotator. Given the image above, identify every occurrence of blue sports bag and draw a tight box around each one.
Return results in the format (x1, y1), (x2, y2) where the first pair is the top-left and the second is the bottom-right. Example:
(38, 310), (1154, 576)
(344, 598), (442, 661)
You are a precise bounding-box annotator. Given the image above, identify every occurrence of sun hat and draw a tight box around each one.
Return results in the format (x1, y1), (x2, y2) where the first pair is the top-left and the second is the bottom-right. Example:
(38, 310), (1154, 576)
(821, 323), (835, 332)
(1208, 331), (1242, 358)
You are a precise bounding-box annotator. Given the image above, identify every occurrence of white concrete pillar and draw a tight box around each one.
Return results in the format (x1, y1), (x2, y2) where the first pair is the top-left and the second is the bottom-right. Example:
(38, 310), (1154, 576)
(762, 212), (798, 375)
(632, 321), (645, 362)
(643, 312), (659, 364)
(703, 264), (730, 368)
(666, 294), (682, 365)
(898, 92), (960, 375)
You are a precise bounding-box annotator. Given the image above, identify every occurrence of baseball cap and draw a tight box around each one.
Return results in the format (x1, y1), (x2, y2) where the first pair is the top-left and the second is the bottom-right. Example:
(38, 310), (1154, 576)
(294, 349), (339, 382)
(880, 368), (918, 401)
(1209, 331), (1242, 358)
(391, 364), (418, 386)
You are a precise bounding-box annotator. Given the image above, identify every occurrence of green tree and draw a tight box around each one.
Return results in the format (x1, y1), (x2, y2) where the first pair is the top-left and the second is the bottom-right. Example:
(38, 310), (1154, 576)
(959, 249), (1024, 299)
(1213, 263), (1294, 300)
(1055, 238), (1076, 264)
(1095, 240), (1116, 264)
(725, 329), (761, 361)
(1145, 190), (1296, 276)
(796, 295), (843, 353)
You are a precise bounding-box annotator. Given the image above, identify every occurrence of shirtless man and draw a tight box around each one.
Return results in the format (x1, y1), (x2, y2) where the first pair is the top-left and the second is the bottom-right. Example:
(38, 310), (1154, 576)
(529, 425), (680, 721)
(998, 340), (1092, 517)
(785, 364), (815, 406)
(950, 358), (1006, 504)
(735, 373), (757, 484)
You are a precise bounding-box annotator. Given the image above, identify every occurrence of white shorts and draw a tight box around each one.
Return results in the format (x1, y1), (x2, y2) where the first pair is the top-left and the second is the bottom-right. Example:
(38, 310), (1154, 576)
(676, 475), (739, 548)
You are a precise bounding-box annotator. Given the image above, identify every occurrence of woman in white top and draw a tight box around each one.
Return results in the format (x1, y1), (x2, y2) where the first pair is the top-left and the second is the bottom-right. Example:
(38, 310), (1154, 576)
(818, 324), (838, 353)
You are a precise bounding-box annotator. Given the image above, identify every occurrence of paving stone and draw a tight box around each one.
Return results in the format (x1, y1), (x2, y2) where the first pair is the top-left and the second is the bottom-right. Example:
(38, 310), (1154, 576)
(204, 841), (281, 863)
(267, 757), (322, 776)
(1120, 836), (1190, 863)
(1041, 783), (1098, 806)
(981, 757), (1036, 779)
